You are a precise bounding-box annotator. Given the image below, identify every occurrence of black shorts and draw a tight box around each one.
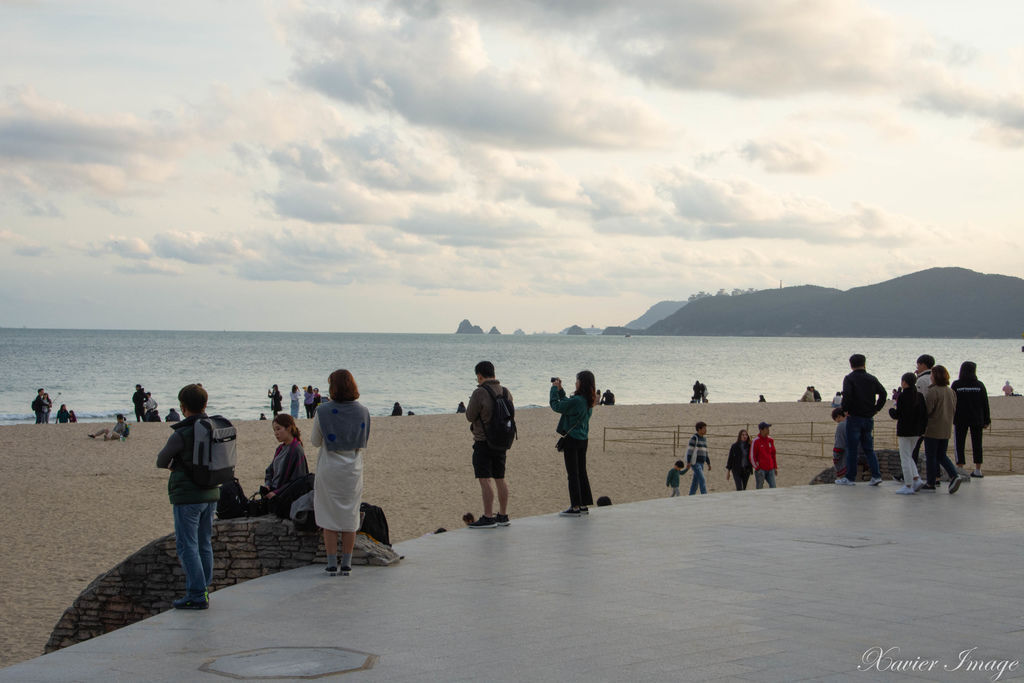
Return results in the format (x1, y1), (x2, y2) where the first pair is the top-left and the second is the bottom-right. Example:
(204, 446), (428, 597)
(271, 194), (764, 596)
(472, 440), (507, 479)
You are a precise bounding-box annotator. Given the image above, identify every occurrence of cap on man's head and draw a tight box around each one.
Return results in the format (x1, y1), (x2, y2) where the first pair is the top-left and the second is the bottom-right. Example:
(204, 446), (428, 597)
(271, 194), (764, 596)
(758, 421), (771, 430)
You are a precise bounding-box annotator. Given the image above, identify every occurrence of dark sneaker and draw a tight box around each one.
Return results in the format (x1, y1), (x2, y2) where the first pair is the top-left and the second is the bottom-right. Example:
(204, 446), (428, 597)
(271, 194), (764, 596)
(578, 507), (589, 515)
(559, 508), (582, 517)
(948, 476), (963, 494)
(173, 596), (209, 610)
(468, 516), (498, 529)
(340, 566), (351, 576)
(919, 484), (936, 491)
(325, 565), (338, 576)
(495, 513), (511, 527)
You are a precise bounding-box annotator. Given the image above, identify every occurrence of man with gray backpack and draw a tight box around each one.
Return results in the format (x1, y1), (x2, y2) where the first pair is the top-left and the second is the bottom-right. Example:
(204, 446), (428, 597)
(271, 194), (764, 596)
(156, 384), (237, 610)
(465, 360), (516, 529)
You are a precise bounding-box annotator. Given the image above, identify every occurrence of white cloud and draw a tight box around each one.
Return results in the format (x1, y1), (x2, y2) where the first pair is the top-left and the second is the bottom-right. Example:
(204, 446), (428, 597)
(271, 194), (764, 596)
(740, 137), (834, 174)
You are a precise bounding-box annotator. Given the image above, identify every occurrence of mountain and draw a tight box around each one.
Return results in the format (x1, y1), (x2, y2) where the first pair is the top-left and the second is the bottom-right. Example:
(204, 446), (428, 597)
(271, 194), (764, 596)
(643, 268), (1024, 338)
(625, 300), (687, 329)
(488, 326), (501, 335)
(455, 319), (484, 334)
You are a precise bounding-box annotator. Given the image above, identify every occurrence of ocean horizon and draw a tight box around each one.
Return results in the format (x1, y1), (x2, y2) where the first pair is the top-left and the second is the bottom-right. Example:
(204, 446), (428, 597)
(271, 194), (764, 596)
(1, 328), (1018, 424)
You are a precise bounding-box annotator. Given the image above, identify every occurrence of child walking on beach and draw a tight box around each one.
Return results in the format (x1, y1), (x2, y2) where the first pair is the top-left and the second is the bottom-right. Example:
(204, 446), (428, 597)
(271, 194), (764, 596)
(685, 422), (711, 495)
(666, 460), (688, 497)
(831, 408), (848, 482)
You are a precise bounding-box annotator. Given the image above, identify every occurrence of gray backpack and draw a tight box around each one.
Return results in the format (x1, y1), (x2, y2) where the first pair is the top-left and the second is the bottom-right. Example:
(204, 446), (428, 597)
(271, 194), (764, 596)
(185, 416), (237, 487)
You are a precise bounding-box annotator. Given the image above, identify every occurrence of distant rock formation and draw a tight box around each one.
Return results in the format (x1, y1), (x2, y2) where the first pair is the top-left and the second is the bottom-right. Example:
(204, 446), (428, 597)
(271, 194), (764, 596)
(488, 326), (501, 335)
(513, 329), (525, 335)
(456, 319), (484, 334)
(625, 300), (687, 329)
(602, 326), (637, 336)
(565, 325), (586, 335)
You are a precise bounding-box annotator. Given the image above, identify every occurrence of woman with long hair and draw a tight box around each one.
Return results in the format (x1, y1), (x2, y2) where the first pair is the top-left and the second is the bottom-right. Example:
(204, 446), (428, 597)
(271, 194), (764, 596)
(289, 384), (301, 419)
(311, 369), (371, 576)
(268, 384), (283, 417)
(951, 361), (990, 478)
(726, 429), (752, 491)
(264, 414), (309, 504)
(550, 370), (598, 517)
(304, 385), (315, 418)
(889, 372), (926, 494)
(923, 365), (965, 493)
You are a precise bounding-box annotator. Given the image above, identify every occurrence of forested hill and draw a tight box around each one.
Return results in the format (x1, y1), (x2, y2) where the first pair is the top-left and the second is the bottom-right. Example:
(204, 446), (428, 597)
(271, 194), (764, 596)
(643, 268), (1024, 338)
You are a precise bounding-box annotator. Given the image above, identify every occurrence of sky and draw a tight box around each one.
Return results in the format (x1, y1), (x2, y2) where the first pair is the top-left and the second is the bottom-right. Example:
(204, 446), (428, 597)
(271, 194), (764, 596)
(2, 0), (1023, 333)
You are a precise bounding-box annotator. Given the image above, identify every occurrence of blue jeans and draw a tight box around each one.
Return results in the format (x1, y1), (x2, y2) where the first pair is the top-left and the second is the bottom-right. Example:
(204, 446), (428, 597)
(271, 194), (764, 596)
(173, 502), (216, 600)
(845, 415), (881, 481)
(689, 463), (707, 495)
(924, 437), (958, 486)
(755, 469), (777, 489)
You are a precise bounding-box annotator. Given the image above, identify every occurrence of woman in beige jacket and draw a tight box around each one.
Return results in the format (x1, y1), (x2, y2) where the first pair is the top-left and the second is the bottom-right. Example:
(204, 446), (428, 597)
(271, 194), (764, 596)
(923, 365), (965, 493)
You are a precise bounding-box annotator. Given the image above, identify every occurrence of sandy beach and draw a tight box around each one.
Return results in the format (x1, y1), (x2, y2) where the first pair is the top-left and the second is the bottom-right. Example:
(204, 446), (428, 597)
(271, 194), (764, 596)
(2, 398), (1021, 667)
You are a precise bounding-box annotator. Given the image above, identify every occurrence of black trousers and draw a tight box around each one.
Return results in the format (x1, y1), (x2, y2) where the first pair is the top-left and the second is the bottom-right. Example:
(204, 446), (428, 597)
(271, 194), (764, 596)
(954, 424), (984, 465)
(732, 469), (750, 491)
(562, 437), (593, 509)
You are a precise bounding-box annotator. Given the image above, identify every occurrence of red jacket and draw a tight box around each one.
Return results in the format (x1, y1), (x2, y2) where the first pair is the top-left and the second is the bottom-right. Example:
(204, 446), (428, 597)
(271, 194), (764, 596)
(751, 435), (777, 471)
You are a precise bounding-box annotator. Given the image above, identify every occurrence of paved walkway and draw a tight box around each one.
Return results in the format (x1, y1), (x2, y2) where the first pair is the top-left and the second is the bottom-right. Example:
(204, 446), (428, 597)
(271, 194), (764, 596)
(4, 477), (1024, 682)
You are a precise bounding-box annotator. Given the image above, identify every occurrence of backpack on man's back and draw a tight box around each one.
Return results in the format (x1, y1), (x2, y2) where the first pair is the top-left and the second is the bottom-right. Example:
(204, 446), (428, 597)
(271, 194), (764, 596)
(178, 415), (237, 488)
(480, 384), (517, 451)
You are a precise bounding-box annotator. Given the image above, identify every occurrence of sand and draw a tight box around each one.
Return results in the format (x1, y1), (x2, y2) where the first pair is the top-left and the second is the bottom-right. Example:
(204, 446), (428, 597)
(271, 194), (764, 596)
(2, 398), (1022, 667)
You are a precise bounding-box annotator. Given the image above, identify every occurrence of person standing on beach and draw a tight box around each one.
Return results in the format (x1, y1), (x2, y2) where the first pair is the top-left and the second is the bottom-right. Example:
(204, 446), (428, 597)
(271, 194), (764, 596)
(751, 422), (778, 489)
(304, 386), (315, 418)
(268, 384), (283, 417)
(31, 388), (46, 424)
(836, 354), (886, 486)
(132, 384), (147, 422)
(951, 361), (990, 479)
(685, 422), (711, 495)
(290, 385), (301, 418)
(155, 384), (220, 609)
(465, 361), (512, 528)
(551, 371), (597, 516)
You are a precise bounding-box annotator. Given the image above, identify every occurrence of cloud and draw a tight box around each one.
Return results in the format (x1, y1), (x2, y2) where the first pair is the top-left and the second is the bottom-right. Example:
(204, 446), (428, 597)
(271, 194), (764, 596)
(287, 3), (666, 148)
(88, 235), (154, 260)
(150, 231), (253, 265)
(909, 80), (1024, 147)
(394, 204), (548, 248)
(740, 137), (834, 174)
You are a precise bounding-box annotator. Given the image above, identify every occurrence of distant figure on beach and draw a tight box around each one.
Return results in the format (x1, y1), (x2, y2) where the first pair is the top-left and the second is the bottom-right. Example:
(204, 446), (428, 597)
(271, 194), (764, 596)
(798, 386), (815, 402)
(691, 380), (708, 403)
(259, 413), (267, 420)
(68, 410), (77, 423)
(836, 354), (886, 486)
(268, 384), (283, 417)
(1004, 381), (1016, 397)
(551, 371), (597, 517)
(600, 389), (615, 405)
(758, 394), (766, 403)
(406, 410), (415, 416)
(56, 404), (70, 424)
(812, 386), (821, 401)
(831, 409), (849, 482)
(466, 361), (513, 529)
(132, 384), (147, 422)
(264, 414), (309, 510)
(290, 385), (301, 418)
(952, 361), (990, 479)
(751, 422), (778, 489)
(313, 388), (322, 411)
(923, 365), (965, 493)
(456, 401), (466, 414)
(156, 384), (220, 609)
(391, 402), (403, 417)
(685, 422), (711, 495)
(312, 369), (371, 577)
(831, 392), (842, 408)
(666, 460), (687, 497)
(888, 373), (926, 494)
(144, 392), (160, 422)
(89, 414), (129, 440)
(39, 391), (52, 423)
(304, 386), (315, 418)
(726, 429), (753, 491)
(166, 408), (181, 423)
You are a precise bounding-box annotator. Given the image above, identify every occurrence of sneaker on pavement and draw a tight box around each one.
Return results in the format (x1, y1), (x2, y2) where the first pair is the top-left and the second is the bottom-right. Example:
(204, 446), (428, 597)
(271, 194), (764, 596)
(559, 508), (582, 517)
(912, 479), (925, 492)
(325, 565), (338, 576)
(834, 478), (855, 486)
(495, 513), (511, 526)
(919, 484), (936, 491)
(468, 515), (498, 529)
(948, 476), (964, 494)
(955, 467), (969, 478)
(868, 477), (883, 486)
(173, 596), (209, 610)
(340, 566), (351, 576)
(578, 507), (589, 515)
(894, 486), (915, 495)
(971, 471), (984, 478)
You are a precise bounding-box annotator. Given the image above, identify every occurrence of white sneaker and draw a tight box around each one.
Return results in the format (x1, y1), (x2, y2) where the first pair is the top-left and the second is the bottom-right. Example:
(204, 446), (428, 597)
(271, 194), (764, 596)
(912, 479), (924, 492)
(869, 477), (883, 486)
(834, 477), (855, 486)
(894, 486), (915, 495)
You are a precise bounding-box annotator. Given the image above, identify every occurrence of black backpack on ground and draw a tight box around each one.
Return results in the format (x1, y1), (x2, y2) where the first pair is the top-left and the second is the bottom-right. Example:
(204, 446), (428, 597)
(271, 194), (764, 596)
(359, 502), (391, 546)
(480, 384), (517, 451)
(217, 478), (248, 520)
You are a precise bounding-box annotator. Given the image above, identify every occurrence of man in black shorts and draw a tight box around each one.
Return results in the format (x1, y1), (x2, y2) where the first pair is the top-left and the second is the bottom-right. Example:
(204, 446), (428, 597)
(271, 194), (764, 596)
(465, 360), (511, 529)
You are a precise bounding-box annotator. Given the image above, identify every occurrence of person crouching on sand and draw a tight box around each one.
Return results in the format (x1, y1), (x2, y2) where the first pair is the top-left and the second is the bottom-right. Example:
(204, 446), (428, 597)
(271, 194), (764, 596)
(88, 414), (128, 440)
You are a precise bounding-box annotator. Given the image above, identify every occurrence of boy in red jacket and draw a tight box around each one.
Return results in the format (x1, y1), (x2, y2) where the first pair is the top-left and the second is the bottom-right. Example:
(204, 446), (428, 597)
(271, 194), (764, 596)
(751, 422), (778, 489)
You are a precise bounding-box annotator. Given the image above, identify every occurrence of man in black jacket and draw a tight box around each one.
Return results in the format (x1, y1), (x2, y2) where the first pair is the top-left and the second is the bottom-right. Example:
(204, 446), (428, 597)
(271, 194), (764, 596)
(132, 384), (147, 422)
(837, 354), (887, 486)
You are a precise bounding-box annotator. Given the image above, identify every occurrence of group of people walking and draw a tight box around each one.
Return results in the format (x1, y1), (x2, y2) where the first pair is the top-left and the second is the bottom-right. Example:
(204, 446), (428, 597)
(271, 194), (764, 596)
(268, 384), (323, 419)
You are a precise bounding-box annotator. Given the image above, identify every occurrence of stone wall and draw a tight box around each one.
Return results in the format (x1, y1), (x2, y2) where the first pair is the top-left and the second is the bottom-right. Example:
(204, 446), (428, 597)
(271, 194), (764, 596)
(46, 516), (401, 653)
(810, 448), (903, 484)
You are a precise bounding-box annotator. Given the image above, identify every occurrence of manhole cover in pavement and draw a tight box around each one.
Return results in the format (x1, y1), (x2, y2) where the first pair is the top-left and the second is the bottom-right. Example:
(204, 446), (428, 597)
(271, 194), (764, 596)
(200, 646), (377, 679)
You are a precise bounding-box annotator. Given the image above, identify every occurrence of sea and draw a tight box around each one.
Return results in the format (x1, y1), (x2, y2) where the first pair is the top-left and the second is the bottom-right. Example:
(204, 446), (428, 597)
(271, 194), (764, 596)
(0, 328), (1020, 424)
